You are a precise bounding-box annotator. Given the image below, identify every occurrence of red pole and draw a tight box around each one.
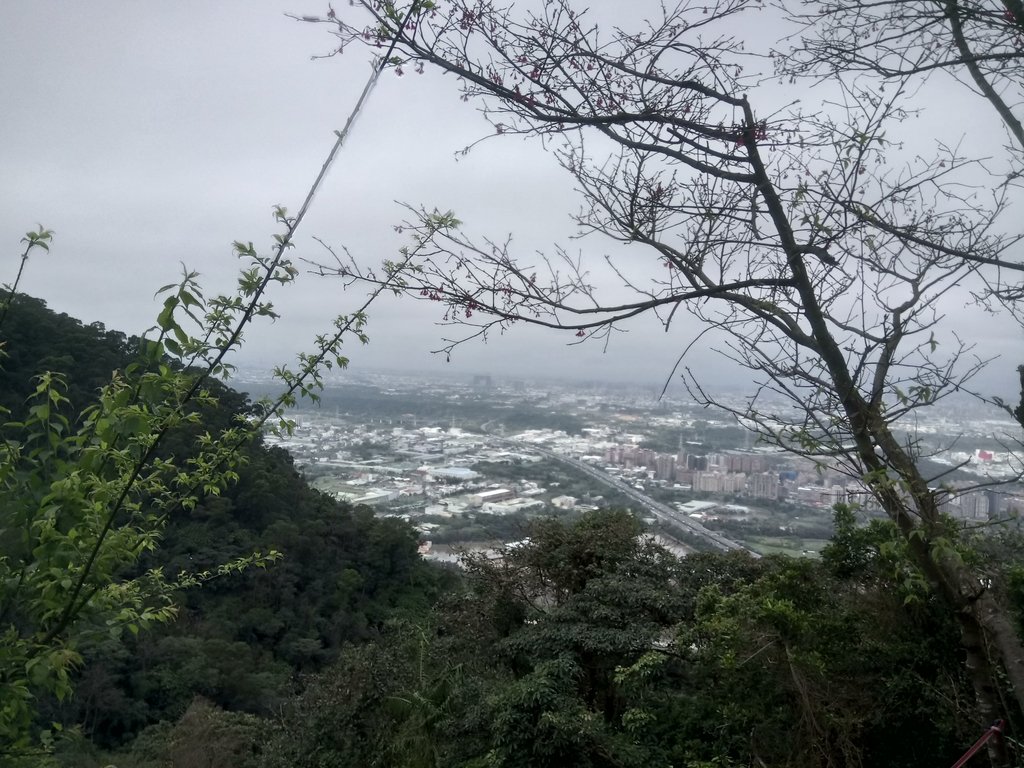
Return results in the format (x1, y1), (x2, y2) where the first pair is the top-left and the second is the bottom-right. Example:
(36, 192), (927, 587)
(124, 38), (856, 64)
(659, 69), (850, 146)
(950, 720), (1005, 768)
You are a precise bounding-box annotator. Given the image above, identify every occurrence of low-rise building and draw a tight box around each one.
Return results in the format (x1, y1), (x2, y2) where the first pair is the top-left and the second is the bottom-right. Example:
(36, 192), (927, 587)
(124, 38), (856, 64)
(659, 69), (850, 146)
(482, 498), (546, 515)
(470, 488), (515, 506)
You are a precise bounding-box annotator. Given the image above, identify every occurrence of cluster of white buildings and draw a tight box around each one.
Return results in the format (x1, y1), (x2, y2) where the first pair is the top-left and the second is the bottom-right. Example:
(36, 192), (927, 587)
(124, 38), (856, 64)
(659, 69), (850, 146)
(268, 409), (1024, 535)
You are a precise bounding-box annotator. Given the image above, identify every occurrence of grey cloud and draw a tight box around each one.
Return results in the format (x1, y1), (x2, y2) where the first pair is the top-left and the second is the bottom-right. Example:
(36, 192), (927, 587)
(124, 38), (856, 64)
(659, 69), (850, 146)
(1, 1), (1020, 401)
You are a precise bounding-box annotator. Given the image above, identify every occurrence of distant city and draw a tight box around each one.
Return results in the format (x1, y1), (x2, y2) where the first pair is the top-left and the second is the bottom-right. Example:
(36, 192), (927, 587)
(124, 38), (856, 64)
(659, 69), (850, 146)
(237, 368), (1024, 560)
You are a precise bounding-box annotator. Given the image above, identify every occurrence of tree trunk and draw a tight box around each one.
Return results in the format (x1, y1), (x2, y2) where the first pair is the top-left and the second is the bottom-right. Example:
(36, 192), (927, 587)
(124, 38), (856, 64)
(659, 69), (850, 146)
(958, 601), (1011, 766)
(974, 589), (1024, 714)
(867, 419), (1022, 765)
(746, 122), (1024, 749)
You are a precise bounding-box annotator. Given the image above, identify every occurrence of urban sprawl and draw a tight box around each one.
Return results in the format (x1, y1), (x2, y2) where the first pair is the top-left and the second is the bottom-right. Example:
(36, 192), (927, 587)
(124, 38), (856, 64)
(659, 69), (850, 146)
(243, 370), (1024, 560)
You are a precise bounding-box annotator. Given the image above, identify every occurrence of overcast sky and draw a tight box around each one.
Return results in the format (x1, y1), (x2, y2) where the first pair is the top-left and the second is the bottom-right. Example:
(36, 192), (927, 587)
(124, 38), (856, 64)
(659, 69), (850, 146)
(2, 1), (1021, 400)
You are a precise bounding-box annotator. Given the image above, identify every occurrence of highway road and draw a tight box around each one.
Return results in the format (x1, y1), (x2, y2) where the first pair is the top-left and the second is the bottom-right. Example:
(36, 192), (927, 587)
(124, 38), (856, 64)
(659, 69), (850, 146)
(507, 440), (758, 556)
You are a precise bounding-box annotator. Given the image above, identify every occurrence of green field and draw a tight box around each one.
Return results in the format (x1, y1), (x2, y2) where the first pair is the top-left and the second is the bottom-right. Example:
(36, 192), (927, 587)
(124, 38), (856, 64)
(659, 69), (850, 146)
(744, 536), (830, 557)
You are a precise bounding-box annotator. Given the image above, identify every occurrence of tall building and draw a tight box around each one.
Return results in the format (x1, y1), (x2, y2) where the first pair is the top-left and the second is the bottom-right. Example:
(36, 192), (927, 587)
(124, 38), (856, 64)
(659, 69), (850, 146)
(655, 453), (676, 482)
(693, 471), (746, 493)
(957, 491), (990, 520)
(746, 472), (779, 500)
(741, 454), (766, 473)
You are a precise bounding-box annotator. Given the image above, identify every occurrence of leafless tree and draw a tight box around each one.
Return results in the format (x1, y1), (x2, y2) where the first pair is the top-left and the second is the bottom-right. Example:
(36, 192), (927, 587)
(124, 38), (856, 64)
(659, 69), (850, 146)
(303, 0), (1024, 741)
(780, 0), (1024, 150)
(779, 0), (1024, 436)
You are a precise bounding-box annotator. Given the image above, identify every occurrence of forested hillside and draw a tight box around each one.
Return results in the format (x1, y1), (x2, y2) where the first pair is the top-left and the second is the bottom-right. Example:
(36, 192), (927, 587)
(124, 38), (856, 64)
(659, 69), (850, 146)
(0, 295), (140, 420)
(258, 508), (1024, 768)
(0, 295), (451, 764)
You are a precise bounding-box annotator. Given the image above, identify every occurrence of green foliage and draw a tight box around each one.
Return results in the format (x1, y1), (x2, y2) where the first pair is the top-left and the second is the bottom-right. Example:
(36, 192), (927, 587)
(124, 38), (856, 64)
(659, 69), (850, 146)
(0, 299), (449, 751)
(0, 226), (53, 334)
(260, 626), (484, 768)
(61, 697), (263, 768)
(0, 362), (256, 753)
(157, 698), (263, 768)
(687, 554), (969, 767)
(0, 295), (138, 420)
(0, 207), (415, 755)
(262, 509), (980, 768)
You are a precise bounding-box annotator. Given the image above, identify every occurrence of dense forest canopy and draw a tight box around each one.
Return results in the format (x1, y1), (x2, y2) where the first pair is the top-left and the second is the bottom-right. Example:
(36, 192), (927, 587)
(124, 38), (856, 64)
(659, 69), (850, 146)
(0, 295), (139, 420)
